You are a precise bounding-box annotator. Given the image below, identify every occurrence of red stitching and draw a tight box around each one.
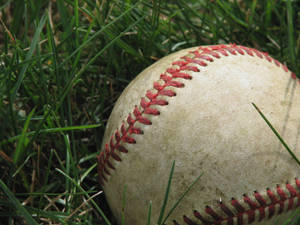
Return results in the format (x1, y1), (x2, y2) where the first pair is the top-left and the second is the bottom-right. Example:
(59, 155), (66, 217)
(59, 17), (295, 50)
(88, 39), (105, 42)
(180, 179), (300, 225)
(219, 202), (234, 217)
(205, 206), (221, 221)
(193, 210), (211, 224)
(254, 190), (266, 206)
(97, 44), (300, 222)
(183, 215), (198, 225)
(180, 56), (208, 67)
(173, 220), (181, 225)
(97, 52), (198, 184)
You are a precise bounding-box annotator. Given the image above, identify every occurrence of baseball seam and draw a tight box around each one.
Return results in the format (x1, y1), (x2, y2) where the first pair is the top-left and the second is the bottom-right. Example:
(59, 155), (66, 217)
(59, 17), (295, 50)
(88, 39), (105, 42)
(176, 178), (300, 225)
(97, 44), (300, 225)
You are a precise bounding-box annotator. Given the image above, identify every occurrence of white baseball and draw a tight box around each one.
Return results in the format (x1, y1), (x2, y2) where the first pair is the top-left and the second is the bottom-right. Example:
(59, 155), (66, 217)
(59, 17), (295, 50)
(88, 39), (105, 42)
(97, 44), (300, 225)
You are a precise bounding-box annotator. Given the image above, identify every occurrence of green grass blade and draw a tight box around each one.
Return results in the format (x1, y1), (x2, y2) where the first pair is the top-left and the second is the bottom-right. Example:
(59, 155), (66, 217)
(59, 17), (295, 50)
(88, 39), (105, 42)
(151, 0), (161, 30)
(71, 9), (95, 73)
(12, 152), (36, 177)
(1, 123), (101, 145)
(0, 179), (39, 225)
(147, 201), (152, 225)
(43, 148), (55, 187)
(13, 107), (36, 165)
(248, 0), (257, 28)
(55, 14), (146, 114)
(103, 28), (141, 58)
(64, 134), (72, 212)
(286, 0), (297, 74)
(252, 103), (300, 166)
(121, 184), (127, 225)
(79, 163), (97, 184)
(55, 168), (112, 225)
(0, 0), (12, 11)
(157, 160), (175, 225)
(162, 173), (203, 224)
(11, 13), (47, 103)
(215, 0), (248, 28)
(74, 0), (79, 47)
(59, 0), (142, 69)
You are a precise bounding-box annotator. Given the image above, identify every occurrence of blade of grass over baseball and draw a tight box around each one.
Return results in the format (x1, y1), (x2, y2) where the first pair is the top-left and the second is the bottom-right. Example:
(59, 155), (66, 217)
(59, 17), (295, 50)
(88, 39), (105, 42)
(121, 184), (127, 225)
(162, 173), (203, 224)
(252, 103), (300, 166)
(157, 160), (175, 225)
(0, 179), (39, 225)
(147, 201), (152, 225)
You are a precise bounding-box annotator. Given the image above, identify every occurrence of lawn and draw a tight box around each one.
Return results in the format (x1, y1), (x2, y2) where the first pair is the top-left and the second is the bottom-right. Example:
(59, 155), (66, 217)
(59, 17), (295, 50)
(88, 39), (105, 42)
(0, 0), (299, 224)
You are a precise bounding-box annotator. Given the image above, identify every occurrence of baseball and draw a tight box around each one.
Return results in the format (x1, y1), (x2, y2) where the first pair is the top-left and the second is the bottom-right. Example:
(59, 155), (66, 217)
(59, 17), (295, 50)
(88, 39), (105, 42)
(97, 44), (300, 225)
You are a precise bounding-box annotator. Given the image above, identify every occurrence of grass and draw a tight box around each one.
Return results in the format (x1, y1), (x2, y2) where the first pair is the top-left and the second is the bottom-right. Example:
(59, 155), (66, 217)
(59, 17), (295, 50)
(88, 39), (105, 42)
(0, 0), (299, 224)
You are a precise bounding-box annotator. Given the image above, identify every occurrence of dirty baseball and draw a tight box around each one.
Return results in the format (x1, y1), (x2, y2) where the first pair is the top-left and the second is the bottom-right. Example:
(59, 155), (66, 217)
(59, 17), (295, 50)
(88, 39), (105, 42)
(97, 44), (300, 225)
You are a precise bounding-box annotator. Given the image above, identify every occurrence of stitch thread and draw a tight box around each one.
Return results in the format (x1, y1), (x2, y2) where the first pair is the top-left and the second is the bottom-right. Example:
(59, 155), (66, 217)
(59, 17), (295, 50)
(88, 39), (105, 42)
(172, 179), (300, 225)
(97, 44), (300, 224)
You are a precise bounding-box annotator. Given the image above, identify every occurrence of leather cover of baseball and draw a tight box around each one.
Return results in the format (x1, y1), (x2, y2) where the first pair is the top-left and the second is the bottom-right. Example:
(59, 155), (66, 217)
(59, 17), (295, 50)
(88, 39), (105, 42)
(97, 44), (300, 225)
